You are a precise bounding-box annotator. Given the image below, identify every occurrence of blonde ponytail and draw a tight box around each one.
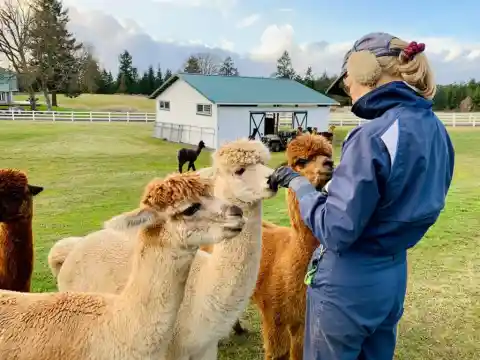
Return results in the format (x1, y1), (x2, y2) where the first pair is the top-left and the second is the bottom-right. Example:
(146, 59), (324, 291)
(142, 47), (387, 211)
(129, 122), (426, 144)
(377, 38), (436, 99)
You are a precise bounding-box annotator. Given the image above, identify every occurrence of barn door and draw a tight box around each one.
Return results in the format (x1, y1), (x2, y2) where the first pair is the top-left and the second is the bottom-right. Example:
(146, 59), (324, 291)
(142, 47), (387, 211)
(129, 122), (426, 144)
(293, 111), (308, 129)
(249, 112), (266, 140)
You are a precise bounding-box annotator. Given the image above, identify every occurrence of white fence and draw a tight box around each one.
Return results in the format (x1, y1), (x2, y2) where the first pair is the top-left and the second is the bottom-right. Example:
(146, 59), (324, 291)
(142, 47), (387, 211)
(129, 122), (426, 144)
(0, 110), (155, 122)
(329, 111), (480, 127)
(1, 109), (479, 127)
(153, 122), (216, 149)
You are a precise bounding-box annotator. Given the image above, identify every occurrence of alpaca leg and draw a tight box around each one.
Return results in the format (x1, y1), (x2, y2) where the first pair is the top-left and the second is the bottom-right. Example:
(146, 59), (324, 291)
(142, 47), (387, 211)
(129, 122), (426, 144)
(187, 161), (196, 171)
(260, 313), (290, 360)
(288, 322), (305, 360)
(178, 162), (184, 173)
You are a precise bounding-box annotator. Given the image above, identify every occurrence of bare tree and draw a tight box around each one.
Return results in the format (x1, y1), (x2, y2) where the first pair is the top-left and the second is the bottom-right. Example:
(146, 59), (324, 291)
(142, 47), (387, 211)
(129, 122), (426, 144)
(195, 52), (220, 75)
(75, 43), (101, 94)
(0, 0), (38, 109)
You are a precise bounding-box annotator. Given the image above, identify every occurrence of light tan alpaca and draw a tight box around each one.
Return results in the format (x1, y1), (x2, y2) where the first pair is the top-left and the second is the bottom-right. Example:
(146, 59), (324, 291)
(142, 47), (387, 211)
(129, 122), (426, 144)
(0, 173), (245, 360)
(166, 139), (276, 360)
(47, 139), (276, 360)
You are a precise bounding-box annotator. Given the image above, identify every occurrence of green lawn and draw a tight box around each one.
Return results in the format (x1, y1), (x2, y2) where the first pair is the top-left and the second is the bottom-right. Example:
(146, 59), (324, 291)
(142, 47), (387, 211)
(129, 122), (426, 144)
(14, 93), (156, 112)
(0, 122), (478, 359)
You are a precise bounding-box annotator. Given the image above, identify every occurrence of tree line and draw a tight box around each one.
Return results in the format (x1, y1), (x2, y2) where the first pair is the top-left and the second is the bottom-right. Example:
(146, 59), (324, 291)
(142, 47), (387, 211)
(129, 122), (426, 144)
(0, 0), (478, 111)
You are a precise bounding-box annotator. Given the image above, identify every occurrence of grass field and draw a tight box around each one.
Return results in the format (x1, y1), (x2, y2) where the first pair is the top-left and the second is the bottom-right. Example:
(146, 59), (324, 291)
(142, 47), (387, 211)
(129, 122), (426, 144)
(13, 93), (155, 112)
(1, 122), (478, 359)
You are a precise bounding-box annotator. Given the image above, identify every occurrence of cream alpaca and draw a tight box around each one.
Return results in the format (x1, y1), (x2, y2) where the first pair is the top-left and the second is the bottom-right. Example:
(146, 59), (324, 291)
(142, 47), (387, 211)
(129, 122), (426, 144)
(47, 139), (276, 360)
(0, 173), (245, 360)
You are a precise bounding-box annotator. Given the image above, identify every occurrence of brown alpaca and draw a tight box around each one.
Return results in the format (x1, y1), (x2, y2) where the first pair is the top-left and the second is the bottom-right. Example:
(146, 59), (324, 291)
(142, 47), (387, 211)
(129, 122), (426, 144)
(252, 134), (333, 360)
(0, 169), (43, 292)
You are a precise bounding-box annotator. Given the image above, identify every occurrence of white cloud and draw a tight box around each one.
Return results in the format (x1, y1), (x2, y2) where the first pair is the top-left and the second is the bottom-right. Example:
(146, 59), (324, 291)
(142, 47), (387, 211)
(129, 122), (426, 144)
(236, 13), (260, 28)
(250, 24), (480, 83)
(56, 7), (480, 84)
(66, 7), (270, 76)
(153, 0), (237, 10)
(220, 39), (235, 51)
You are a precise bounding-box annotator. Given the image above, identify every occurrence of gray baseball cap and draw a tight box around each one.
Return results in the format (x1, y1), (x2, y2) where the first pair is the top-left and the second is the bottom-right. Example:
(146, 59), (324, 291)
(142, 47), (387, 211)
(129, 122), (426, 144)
(325, 32), (402, 97)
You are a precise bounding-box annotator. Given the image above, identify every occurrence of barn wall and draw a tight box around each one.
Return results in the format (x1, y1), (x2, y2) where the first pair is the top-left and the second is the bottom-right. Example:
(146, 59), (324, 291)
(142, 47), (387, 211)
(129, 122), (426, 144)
(216, 107), (253, 148)
(153, 79), (217, 148)
(216, 105), (331, 148)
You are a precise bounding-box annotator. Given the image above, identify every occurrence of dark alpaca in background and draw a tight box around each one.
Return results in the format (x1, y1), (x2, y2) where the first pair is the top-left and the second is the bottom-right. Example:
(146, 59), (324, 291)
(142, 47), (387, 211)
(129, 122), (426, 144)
(177, 140), (206, 173)
(0, 169), (44, 292)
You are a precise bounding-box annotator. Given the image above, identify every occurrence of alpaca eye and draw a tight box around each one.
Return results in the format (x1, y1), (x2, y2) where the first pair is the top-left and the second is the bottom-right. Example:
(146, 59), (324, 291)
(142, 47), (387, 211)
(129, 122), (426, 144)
(235, 168), (245, 176)
(182, 203), (202, 216)
(295, 158), (309, 167)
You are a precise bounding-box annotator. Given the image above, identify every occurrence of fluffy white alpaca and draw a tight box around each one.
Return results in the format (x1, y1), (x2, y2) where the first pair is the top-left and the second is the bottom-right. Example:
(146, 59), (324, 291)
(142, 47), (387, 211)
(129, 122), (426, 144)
(47, 139), (276, 360)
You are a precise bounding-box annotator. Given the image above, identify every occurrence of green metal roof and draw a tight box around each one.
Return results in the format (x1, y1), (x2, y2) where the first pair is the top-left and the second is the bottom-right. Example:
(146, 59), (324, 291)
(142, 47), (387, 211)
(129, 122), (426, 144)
(149, 73), (339, 105)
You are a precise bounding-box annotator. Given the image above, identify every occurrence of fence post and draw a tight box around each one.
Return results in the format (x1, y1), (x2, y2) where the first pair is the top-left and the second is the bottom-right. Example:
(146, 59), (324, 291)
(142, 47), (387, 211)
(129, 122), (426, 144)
(340, 117), (343, 126)
(452, 113), (456, 127)
(473, 114), (476, 127)
(108, 112), (111, 122)
(127, 112), (130, 122)
(145, 113), (148, 122)
(90, 112), (93, 122)
(32, 111), (35, 121)
(52, 111), (55, 122)
(12, 109), (15, 121)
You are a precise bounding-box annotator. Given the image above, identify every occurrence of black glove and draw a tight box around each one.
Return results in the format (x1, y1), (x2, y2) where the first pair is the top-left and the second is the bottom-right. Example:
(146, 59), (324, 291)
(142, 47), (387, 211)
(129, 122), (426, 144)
(267, 165), (301, 191)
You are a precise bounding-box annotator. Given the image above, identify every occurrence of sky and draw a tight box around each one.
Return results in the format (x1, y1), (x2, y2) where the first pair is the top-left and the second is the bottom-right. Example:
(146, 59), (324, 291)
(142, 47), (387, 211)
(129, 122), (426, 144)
(60, 0), (480, 83)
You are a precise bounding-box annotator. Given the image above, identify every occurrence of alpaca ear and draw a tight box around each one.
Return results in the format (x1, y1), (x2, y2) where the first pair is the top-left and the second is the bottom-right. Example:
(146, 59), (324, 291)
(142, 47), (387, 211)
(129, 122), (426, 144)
(103, 207), (161, 231)
(28, 184), (44, 196)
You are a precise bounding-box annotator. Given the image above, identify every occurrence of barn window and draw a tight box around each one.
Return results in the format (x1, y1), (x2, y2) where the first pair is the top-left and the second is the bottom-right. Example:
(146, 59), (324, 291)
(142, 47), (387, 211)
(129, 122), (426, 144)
(196, 103), (212, 116)
(0, 92), (5, 102)
(159, 101), (170, 110)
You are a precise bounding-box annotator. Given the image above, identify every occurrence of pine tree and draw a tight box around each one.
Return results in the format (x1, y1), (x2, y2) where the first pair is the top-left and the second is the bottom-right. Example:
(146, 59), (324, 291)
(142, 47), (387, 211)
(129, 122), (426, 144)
(218, 56), (238, 76)
(116, 50), (135, 94)
(29, 0), (83, 108)
(147, 66), (156, 94)
(155, 64), (163, 89)
(275, 51), (296, 79)
(131, 66), (139, 94)
(183, 55), (201, 73)
(303, 66), (314, 89)
(164, 69), (173, 82)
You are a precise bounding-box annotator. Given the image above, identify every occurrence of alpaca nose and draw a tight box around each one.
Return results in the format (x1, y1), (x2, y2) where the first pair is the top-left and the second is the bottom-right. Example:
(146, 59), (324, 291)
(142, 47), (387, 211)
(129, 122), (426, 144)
(225, 204), (243, 218)
(324, 159), (334, 170)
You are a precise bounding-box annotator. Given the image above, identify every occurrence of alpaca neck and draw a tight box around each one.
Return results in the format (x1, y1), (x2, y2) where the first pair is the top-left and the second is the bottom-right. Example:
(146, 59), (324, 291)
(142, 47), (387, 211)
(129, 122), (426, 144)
(108, 227), (196, 353)
(0, 217), (34, 292)
(196, 147), (203, 155)
(198, 199), (263, 310)
(287, 189), (319, 254)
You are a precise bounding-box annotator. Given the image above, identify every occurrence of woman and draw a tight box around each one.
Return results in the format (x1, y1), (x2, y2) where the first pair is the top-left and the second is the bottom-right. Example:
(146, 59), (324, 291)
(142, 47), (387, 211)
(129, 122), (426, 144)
(268, 32), (455, 360)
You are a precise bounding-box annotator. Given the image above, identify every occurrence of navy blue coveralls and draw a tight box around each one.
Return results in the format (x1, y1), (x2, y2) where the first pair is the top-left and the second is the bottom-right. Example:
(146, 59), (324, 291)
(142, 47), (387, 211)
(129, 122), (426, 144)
(288, 81), (455, 360)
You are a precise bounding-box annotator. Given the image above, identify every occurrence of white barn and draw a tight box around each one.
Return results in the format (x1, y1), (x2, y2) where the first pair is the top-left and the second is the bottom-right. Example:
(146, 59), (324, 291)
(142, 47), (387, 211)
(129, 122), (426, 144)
(149, 73), (339, 149)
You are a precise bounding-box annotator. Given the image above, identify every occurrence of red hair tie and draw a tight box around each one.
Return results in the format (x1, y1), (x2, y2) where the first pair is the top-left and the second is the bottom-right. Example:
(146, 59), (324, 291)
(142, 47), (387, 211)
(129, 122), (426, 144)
(402, 41), (426, 61)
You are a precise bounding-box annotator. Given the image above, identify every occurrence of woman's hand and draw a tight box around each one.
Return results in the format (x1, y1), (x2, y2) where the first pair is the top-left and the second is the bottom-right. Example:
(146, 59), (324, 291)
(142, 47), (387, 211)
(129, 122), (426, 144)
(267, 165), (301, 191)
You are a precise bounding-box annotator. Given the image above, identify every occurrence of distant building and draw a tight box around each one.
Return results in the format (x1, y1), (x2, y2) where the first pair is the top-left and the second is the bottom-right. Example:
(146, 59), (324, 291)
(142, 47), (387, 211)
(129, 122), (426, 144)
(149, 73), (339, 149)
(0, 68), (19, 106)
